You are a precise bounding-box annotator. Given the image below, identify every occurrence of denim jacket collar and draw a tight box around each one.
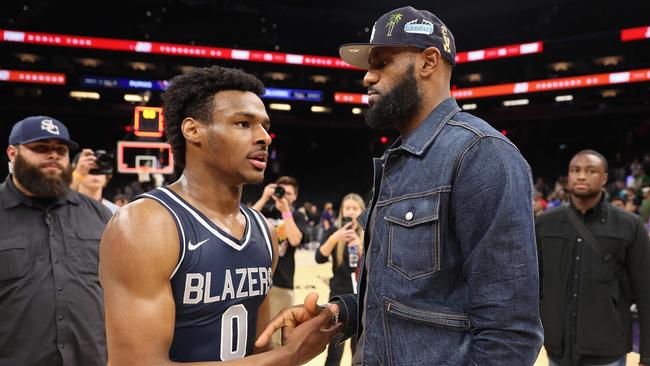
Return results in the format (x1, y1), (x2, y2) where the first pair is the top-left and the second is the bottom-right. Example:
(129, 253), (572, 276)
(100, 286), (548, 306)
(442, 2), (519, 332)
(388, 97), (461, 157)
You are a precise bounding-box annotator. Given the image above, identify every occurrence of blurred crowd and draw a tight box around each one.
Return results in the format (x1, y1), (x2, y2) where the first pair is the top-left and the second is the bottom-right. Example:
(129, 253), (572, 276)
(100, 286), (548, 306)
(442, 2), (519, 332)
(533, 152), (650, 228)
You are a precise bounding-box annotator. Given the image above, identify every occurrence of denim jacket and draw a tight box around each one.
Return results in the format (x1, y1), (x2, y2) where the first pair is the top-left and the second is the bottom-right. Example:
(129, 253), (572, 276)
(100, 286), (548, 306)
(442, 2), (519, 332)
(333, 98), (543, 365)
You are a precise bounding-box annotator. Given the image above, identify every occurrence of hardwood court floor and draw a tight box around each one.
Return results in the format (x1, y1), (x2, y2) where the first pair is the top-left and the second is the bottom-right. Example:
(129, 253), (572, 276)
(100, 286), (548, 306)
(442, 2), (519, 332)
(291, 248), (640, 366)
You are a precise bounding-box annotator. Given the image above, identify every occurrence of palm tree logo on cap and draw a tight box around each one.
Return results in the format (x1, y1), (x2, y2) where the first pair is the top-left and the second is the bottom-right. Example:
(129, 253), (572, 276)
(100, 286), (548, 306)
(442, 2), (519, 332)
(385, 13), (402, 37)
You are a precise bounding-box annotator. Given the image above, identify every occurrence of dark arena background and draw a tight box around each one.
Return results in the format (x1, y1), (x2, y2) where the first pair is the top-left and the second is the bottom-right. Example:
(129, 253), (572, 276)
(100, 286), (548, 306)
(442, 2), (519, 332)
(1, 0), (649, 206)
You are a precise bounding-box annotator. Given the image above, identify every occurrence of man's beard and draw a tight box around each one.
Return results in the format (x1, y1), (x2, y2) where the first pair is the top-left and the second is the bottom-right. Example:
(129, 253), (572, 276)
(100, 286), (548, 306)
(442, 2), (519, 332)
(365, 63), (422, 130)
(570, 187), (602, 200)
(13, 153), (72, 198)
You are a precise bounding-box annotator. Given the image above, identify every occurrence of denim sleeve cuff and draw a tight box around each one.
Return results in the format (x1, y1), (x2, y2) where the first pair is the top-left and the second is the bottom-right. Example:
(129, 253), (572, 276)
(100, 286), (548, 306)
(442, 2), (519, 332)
(329, 294), (358, 342)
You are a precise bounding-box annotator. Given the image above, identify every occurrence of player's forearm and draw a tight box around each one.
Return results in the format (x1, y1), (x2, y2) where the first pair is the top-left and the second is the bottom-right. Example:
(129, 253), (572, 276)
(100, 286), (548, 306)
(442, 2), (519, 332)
(317, 236), (337, 257)
(110, 347), (298, 366)
(283, 218), (303, 246)
(199, 348), (296, 366)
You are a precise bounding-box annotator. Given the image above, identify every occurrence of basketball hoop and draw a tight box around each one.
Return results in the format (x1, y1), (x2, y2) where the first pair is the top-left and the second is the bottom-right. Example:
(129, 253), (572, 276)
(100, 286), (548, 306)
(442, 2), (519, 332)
(137, 164), (151, 183)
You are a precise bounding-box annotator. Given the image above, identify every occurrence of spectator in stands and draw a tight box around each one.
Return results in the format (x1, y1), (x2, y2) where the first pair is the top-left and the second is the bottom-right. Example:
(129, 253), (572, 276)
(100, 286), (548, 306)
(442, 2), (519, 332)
(608, 179), (627, 201)
(547, 189), (568, 210)
(611, 196), (626, 209)
(304, 201), (320, 225)
(642, 153), (650, 178)
(303, 201), (321, 244)
(320, 201), (335, 231)
(315, 193), (365, 366)
(626, 197), (640, 215)
(0, 116), (111, 365)
(554, 175), (568, 193)
(535, 177), (550, 197)
(624, 187), (638, 206)
(640, 187), (650, 224)
(635, 169), (650, 192)
(533, 191), (548, 216)
(112, 193), (128, 207)
(70, 149), (118, 213)
(252, 175), (309, 347)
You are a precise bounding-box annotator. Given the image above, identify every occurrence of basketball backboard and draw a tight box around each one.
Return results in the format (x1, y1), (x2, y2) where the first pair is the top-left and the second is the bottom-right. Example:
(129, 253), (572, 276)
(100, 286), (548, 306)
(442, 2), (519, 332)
(116, 140), (174, 174)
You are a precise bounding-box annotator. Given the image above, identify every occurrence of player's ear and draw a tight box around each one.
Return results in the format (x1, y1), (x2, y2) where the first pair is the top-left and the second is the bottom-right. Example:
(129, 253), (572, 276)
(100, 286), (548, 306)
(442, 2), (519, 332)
(182, 117), (202, 143)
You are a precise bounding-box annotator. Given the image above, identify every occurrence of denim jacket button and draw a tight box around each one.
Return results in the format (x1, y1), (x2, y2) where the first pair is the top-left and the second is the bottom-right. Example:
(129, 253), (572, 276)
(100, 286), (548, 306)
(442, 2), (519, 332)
(405, 211), (414, 221)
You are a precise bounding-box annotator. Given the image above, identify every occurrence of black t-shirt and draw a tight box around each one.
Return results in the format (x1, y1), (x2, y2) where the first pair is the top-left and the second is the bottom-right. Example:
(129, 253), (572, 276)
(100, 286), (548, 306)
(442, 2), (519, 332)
(315, 227), (359, 296)
(265, 206), (308, 289)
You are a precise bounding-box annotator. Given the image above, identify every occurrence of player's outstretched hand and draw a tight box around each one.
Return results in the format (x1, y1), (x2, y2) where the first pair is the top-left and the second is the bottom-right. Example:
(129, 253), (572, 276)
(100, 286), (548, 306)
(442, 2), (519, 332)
(281, 305), (343, 365)
(255, 292), (322, 348)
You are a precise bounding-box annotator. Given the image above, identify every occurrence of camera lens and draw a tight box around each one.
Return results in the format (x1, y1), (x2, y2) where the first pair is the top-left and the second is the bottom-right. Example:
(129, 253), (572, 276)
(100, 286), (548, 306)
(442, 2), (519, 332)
(274, 186), (285, 198)
(89, 150), (114, 175)
(96, 154), (111, 167)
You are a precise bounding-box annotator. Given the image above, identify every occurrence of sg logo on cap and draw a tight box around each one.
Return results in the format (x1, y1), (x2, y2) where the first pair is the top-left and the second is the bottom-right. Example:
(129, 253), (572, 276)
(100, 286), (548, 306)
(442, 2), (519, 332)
(41, 119), (60, 135)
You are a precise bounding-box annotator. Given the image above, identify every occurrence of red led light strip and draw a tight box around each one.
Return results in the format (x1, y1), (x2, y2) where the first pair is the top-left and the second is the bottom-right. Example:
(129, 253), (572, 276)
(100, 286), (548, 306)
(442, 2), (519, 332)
(0, 69), (65, 84)
(1, 29), (543, 70)
(334, 93), (368, 105)
(0, 29), (356, 70)
(455, 42), (543, 63)
(621, 26), (650, 41)
(335, 68), (650, 103)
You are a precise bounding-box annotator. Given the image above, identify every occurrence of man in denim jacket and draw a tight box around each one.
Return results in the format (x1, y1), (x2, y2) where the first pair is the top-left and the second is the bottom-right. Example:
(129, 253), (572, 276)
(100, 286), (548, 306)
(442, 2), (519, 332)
(258, 6), (543, 365)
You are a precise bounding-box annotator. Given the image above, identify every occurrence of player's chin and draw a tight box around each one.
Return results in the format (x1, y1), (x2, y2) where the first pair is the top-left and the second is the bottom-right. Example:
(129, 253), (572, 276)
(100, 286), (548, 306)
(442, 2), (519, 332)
(242, 170), (265, 185)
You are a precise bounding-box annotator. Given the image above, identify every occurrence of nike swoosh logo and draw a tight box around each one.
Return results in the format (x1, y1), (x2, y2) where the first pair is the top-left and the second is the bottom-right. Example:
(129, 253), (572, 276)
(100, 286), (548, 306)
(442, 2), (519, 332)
(188, 238), (210, 251)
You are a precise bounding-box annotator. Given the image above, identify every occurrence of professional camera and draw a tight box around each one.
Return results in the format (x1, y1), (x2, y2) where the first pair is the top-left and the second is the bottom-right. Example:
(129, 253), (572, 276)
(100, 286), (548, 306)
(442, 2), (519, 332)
(274, 185), (285, 199)
(89, 150), (114, 175)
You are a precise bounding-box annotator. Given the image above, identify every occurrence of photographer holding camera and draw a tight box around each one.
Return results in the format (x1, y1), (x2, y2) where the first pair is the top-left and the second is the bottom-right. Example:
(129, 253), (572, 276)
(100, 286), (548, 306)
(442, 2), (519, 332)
(71, 149), (118, 213)
(0, 116), (111, 365)
(315, 193), (365, 366)
(252, 175), (309, 347)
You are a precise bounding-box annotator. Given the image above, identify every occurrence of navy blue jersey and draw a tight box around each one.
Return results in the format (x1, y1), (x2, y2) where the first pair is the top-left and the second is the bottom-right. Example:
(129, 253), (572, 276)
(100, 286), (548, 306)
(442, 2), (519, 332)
(139, 187), (273, 362)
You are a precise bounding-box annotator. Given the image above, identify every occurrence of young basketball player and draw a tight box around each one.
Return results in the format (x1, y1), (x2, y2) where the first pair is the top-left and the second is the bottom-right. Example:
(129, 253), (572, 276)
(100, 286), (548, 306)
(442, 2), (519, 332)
(99, 66), (340, 365)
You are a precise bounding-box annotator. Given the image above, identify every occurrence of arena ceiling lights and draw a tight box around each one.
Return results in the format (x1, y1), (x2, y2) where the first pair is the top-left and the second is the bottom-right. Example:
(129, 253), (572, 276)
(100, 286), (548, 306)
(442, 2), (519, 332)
(6, 67), (649, 104)
(334, 68), (650, 103)
(455, 42), (542, 63)
(0, 29), (542, 70)
(80, 75), (324, 102)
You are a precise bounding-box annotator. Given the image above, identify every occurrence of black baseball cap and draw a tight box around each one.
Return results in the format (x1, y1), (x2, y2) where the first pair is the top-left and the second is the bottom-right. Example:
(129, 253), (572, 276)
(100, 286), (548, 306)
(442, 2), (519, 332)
(9, 116), (79, 149)
(340, 6), (456, 69)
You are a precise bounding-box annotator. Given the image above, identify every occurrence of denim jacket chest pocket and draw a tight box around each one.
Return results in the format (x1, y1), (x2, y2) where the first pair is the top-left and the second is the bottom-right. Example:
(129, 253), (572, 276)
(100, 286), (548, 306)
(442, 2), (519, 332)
(384, 192), (441, 280)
